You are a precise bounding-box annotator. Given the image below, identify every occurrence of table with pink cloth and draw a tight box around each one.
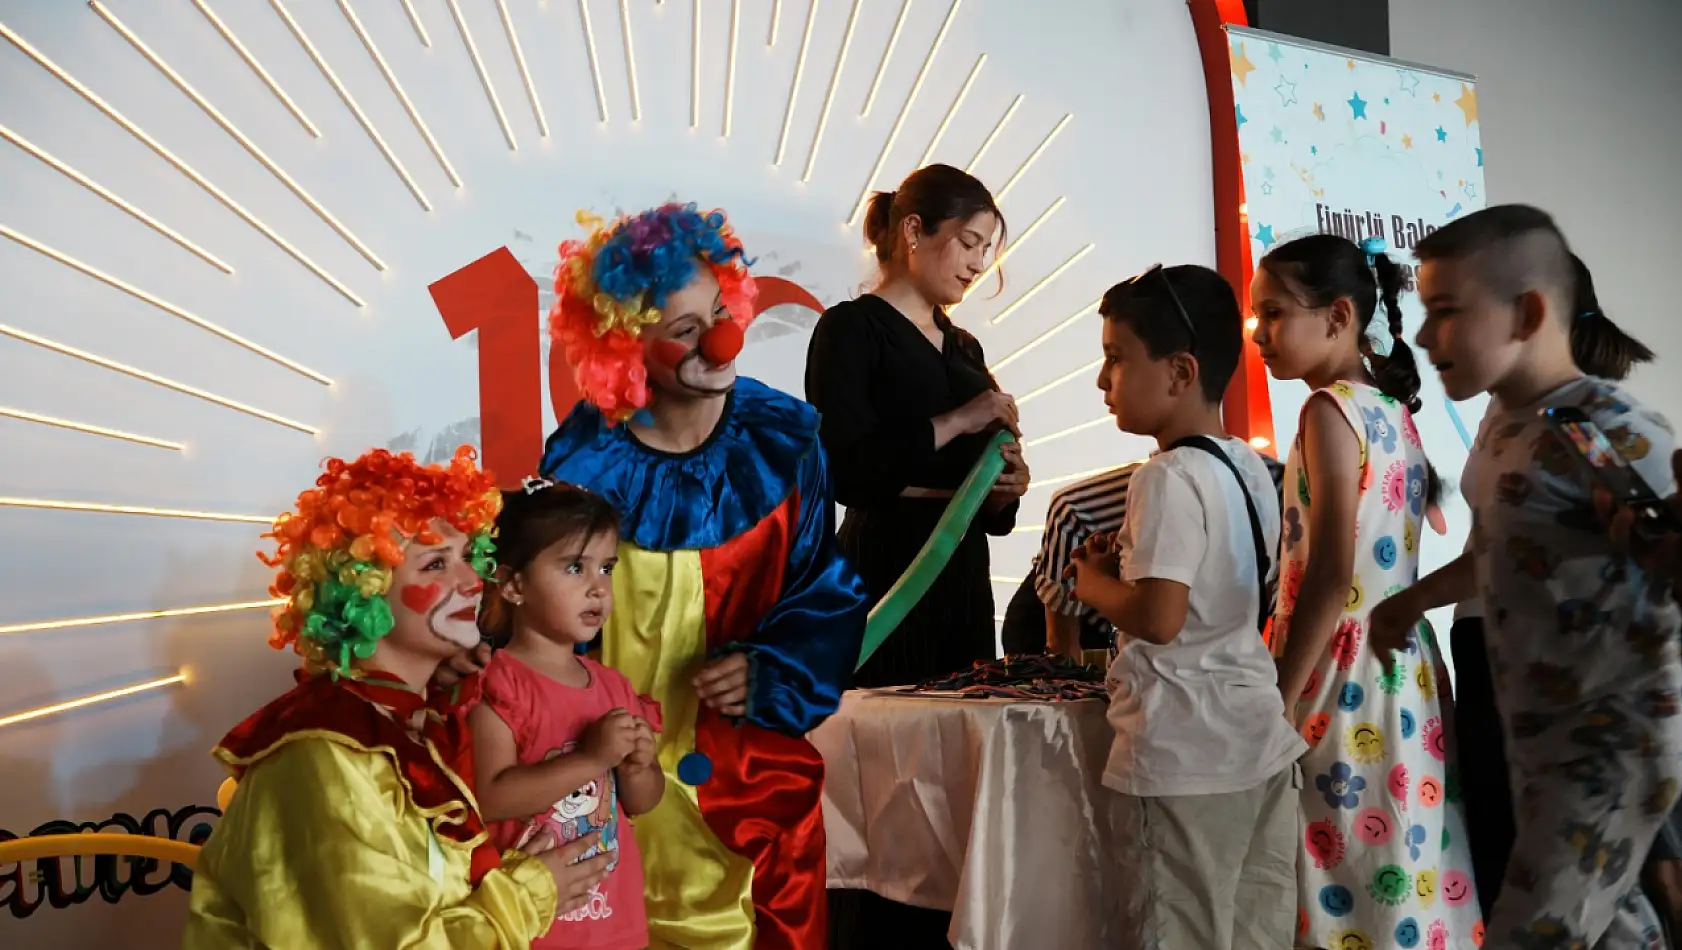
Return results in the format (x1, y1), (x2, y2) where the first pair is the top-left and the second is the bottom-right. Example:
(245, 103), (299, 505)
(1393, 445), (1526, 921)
(811, 688), (1134, 950)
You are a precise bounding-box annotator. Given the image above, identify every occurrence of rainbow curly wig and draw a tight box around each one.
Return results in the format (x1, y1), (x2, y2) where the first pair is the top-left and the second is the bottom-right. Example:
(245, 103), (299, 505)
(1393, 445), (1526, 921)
(259, 446), (502, 675)
(550, 202), (757, 422)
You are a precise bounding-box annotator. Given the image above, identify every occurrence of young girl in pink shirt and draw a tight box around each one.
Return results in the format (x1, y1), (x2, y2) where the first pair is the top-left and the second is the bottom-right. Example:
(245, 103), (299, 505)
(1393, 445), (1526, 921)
(470, 479), (665, 950)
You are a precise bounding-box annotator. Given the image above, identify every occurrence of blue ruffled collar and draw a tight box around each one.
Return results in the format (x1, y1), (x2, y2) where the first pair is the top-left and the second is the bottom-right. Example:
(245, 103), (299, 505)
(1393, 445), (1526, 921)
(539, 377), (818, 551)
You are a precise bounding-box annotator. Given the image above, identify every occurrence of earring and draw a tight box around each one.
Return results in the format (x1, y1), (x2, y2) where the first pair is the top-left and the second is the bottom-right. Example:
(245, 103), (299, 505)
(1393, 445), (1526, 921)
(506, 594), (524, 605)
(910, 241), (919, 253)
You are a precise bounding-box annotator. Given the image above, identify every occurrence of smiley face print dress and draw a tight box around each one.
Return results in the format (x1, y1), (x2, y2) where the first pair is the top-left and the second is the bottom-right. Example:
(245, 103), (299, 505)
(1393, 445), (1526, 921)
(1274, 382), (1484, 950)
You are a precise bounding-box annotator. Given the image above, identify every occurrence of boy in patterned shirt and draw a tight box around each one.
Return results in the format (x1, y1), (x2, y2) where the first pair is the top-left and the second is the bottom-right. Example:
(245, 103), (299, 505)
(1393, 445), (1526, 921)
(1390, 204), (1681, 949)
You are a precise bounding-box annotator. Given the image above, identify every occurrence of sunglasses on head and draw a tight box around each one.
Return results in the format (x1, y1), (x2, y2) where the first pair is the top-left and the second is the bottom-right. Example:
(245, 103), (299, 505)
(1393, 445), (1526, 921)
(1122, 263), (1197, 353)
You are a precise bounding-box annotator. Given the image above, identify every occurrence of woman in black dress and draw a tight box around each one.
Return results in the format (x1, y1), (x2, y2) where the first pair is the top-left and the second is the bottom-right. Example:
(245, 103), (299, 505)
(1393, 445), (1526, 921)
(807, 162), (1031, 950)
(806, 162), (1031, 687)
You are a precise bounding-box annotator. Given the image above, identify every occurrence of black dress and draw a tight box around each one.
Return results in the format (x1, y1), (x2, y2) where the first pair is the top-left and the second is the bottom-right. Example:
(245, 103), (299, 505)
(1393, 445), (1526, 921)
(807, 293), (1018, 950)
(805, 293), (1017, 689)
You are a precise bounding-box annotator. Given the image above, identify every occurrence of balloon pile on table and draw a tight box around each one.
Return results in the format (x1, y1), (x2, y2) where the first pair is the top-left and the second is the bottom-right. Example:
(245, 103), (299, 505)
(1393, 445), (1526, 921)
(901, 654), (1107, 701)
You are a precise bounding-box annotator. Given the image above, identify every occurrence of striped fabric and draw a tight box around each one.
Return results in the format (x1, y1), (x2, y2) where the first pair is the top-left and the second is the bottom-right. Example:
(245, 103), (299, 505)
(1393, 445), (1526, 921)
(1030, 453), (1286, 634)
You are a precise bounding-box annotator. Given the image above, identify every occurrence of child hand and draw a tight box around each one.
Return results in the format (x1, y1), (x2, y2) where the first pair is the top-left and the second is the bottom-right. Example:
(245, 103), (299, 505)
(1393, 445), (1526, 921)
(1065, 533), (1120, 606)
(581, 708), (639, 768)
(623, 717), (658, 770)
(1368, 589), (1423, 674)
(694, 653), (750, 717)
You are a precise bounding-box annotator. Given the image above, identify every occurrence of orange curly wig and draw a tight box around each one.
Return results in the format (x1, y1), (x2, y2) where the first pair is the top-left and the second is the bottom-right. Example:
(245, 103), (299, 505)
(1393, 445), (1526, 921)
(259, 446), (502, 674)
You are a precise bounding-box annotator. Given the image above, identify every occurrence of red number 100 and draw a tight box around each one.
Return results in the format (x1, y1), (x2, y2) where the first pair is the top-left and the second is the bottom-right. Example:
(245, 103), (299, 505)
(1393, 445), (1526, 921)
(430, 246), (823, 488)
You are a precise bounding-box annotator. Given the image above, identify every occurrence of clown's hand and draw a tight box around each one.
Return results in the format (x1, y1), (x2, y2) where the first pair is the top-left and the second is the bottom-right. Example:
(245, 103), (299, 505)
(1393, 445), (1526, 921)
(432, 642), (493, 688)
(694, 652), (750, 718)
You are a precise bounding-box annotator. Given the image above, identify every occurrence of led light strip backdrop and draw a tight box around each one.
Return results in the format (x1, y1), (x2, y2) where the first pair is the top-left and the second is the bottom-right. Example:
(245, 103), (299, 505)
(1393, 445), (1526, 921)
(1227, 24), (1487, 668)
(0, 1), (1213, 943)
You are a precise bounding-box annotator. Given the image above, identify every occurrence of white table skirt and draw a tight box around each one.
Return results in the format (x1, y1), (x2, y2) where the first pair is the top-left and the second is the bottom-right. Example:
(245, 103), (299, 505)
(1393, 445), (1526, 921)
(811, 689), (1135, 950)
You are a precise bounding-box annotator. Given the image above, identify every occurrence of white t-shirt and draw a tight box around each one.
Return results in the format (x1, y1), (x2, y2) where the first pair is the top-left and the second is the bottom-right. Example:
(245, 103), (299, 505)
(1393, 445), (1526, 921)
(1101, 437), (1308, 798)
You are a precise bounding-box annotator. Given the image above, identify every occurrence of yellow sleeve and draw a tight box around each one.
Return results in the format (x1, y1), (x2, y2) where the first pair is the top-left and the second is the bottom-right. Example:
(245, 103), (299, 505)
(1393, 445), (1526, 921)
(183, 737), (558, 950)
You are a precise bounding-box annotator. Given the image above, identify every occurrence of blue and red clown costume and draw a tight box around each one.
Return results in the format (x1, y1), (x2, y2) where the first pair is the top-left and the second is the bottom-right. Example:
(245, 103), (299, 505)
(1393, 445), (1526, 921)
(540, 203), (868, 949)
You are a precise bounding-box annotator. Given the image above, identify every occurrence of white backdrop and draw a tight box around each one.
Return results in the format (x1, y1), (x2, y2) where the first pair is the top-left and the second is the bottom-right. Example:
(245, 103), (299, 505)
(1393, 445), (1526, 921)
(0, 0), (1213, 942)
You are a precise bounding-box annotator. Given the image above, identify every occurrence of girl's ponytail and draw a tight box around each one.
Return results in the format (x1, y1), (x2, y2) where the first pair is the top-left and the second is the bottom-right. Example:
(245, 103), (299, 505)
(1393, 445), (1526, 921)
(1364, 249), (1425, 416)
(1569, 253), (1653, 381)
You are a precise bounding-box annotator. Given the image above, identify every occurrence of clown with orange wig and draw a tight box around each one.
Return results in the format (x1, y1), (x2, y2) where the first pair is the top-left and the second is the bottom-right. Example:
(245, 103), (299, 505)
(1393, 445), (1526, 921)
(184, 448), (612, 950)
(538, 203), (868, 949)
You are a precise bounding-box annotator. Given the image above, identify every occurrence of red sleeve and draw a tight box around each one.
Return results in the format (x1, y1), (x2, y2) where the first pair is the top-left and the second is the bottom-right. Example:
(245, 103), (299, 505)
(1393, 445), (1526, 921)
(479, 654), (536, 753)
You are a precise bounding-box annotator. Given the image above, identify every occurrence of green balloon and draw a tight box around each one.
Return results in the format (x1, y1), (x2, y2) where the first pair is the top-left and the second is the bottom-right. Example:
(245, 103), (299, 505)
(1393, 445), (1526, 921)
(857, 429), (1014, 671)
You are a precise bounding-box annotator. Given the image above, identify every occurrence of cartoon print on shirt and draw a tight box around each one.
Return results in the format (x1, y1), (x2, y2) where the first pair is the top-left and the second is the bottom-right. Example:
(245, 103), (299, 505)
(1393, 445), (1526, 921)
(515, 741), (621, 875)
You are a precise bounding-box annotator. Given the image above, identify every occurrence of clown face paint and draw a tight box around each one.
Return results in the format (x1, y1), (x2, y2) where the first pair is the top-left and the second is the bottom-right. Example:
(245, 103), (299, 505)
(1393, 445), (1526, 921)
(388, 521), (486, 656)
(642, 266), (739, 397)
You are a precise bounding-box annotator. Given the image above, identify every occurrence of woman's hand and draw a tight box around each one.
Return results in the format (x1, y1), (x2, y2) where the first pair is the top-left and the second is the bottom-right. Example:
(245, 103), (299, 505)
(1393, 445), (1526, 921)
(950, 390), (1021, 437)
(524, 831), (613, 914)
(986, 441), (1031, 510)
(580, 709), (639, 769)
(431, 642), (493, 688)
(694, 652), (750, 718)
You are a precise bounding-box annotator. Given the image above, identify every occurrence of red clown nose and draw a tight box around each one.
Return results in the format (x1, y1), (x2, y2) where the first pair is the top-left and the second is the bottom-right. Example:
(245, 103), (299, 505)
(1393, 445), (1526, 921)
(699, 319), (744, 366)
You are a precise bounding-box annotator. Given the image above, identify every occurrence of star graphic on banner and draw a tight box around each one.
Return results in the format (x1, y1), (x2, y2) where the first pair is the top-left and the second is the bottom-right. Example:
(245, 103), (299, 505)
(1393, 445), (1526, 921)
(1311, 145), (1319, 155)
(1264, 165), (1276, 180)
(1313, 102), (1326, 121)
(1270, 126), (1285, 144)
(1432, 91), (1442, 103)
(1348, 92), (1369, 119)
(1274, 76), (1298, 107)
(1397, 69), (1421, 96)
(1455, 83), (1479, 125)
(1261, 182), (1274, 196)
(1346, 59), (1356, 71)
(1402, 134), (1414, 149)
(1236, 104), (1248, 129)
(1464, 182), (1478, 198)
(1241, 151), (1252, 165)
(1476, 147), (1484, 166)
(1255, 224), (1276, 249)
(1267, 43), (1285, 63)
(1380, 120), (1388, 135)
(1436, 126), (1448, 142)
(1231, 42), (1257, 85)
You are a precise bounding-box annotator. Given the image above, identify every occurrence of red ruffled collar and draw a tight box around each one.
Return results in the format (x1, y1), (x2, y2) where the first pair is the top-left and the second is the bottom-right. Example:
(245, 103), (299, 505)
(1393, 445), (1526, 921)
(214, 669), (501, 883)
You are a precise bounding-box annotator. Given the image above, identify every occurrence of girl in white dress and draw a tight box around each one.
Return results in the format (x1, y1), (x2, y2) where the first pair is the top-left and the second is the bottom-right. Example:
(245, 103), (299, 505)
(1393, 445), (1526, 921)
(1251, 233), (1483, 950)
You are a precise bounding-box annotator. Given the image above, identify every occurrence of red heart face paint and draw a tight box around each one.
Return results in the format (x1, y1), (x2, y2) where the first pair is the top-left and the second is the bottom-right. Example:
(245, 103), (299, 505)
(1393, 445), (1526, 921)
(400, 583), (443, 614)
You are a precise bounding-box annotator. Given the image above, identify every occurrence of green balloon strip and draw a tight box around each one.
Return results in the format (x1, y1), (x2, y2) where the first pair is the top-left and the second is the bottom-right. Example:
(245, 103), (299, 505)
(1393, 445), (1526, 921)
(857, 429), (1014, 671)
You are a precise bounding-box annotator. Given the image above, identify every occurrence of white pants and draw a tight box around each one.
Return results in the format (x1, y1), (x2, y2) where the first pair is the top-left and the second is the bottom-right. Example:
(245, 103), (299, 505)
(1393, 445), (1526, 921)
(1112, 764), (1301, 950)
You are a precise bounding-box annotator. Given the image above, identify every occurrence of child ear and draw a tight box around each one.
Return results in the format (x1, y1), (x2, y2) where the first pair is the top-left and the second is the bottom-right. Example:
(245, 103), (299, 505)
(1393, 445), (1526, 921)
(1328, 297), (1359, 338)
(1170, 352), (1201, 397)
(1512, 289), (1551, 342)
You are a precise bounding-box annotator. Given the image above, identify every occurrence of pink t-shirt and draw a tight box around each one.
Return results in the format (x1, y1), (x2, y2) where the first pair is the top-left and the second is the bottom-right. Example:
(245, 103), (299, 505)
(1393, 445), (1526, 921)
(481, 652), (660, 950)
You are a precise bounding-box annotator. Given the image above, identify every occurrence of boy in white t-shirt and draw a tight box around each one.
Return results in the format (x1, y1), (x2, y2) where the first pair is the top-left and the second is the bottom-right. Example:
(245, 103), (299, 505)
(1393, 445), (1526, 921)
(1070, 264), (1306, 950)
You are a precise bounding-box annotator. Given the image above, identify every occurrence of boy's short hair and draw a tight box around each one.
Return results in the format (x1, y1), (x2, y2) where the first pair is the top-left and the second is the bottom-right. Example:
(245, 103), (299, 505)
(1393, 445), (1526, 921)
(1100, 264), (1242, 404)
(1413, 204), (1576, 311)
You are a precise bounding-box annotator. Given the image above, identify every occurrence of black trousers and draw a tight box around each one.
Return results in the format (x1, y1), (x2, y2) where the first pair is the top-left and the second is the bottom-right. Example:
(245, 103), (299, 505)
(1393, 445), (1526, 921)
(1450, 617), (1515, 921)
(828, 889), (953, 950)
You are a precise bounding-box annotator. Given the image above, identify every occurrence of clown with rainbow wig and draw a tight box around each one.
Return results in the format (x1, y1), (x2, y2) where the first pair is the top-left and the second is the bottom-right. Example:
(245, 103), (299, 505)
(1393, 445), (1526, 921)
(540, 203), (868, 949)
(184, 448), (611, 949)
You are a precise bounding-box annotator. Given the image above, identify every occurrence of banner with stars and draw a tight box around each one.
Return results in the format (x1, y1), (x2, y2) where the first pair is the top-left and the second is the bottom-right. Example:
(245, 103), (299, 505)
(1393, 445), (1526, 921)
(1227, 26), (1487, 656)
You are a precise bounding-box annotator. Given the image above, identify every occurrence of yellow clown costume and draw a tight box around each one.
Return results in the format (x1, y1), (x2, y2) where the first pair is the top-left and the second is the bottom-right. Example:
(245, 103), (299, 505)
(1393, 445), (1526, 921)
(182, 448), (559, 949)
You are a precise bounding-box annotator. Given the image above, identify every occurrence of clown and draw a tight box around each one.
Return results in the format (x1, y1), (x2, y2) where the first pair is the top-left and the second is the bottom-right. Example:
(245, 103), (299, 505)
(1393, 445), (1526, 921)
(538, 203), (868, 949)
(184, 448), (608, 949)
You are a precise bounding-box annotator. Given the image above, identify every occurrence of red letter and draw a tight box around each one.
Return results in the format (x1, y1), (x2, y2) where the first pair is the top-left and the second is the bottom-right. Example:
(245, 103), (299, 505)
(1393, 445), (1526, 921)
(429, 248), (540, 488)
